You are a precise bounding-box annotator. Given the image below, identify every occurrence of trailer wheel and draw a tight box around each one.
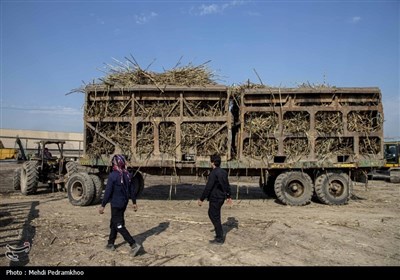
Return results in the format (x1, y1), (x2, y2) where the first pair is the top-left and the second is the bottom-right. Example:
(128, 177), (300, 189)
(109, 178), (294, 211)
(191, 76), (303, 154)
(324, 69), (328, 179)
(67, 172), (95, 206)
(13, 168), (21, 190)
(274, 171), (313, 206)
(20, 161), (39, 195)
(90, 174), (104, 205)
(131, 171), (144, 198)
(315, 172), (352, 205)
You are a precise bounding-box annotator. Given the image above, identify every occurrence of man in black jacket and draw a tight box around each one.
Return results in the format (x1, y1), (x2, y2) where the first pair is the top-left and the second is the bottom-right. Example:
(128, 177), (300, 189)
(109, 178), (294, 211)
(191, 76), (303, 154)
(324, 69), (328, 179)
(98, 154), (141, 256)
(198, 154), (232, 245)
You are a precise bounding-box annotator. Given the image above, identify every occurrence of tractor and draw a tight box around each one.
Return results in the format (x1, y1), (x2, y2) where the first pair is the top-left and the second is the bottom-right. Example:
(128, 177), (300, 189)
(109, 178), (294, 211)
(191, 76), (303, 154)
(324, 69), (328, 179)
(13, 140), (78, 195)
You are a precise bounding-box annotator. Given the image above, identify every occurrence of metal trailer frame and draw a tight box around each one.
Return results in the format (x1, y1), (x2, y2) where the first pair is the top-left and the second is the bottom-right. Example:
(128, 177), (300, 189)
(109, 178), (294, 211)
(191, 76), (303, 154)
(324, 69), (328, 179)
(73, 84), (385, 206)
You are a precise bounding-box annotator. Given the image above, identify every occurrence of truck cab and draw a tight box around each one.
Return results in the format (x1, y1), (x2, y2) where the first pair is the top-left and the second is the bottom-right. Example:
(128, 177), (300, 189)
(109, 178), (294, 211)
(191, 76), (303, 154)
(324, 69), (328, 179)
(369, 141), (400, 183)
(384, 141), (400, 166)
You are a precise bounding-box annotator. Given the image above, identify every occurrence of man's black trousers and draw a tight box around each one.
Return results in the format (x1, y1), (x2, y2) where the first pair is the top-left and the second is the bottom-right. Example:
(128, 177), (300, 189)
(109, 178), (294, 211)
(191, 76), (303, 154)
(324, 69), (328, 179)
(208, 199), (225, 239)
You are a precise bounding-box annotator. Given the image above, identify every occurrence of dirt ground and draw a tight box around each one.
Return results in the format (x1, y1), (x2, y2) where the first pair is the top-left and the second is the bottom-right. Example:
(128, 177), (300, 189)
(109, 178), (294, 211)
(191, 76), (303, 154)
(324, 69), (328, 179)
(0, 162), (399, 267)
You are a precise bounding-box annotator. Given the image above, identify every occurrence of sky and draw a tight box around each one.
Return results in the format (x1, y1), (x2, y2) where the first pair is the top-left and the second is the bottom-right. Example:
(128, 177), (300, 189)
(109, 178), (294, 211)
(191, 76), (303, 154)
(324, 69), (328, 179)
(1, 0), (399, 139)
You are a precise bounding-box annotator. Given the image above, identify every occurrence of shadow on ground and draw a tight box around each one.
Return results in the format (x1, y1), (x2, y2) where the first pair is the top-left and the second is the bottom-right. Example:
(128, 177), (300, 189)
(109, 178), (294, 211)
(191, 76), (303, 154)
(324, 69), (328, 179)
(139, 183), (269, 201)
(0, 200), (39, 266)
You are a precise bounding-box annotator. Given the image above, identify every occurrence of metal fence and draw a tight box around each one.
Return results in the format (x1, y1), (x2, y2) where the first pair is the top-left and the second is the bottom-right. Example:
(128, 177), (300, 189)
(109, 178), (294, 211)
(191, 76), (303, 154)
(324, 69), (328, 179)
(0, 135), (83, 159)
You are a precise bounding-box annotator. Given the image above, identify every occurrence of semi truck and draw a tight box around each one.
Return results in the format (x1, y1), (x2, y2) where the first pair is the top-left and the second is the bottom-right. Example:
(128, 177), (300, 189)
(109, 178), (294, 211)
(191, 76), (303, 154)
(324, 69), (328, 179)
(66, 82), (385, 206)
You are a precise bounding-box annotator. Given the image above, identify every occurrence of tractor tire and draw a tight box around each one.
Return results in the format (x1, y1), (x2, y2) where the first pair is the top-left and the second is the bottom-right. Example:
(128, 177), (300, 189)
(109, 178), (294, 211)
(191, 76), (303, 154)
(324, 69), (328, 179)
(315, 172), (352, 205)
(20, 161), (39, 195)
(66, 161), (78, 176)
(274, 171), (313, 206)
(90, 174), (104, 205)
(67, 172), (95, 206)
(131, 171), (144, 198)
(13, 168), (21, 190)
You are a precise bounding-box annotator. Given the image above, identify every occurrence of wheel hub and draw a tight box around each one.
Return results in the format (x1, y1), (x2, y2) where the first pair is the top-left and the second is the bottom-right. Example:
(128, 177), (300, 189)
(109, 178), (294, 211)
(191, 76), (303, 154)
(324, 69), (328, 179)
(288, 181), (304, 197)
(329, 181), (344, 197)
(71, 183), (83, 200)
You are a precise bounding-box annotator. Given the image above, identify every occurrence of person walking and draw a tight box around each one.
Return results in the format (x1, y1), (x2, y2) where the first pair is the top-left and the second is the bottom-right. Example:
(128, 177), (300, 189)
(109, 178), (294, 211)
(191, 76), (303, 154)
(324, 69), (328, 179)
(98, 154), (141, 256)
(198, 154), (232, 245)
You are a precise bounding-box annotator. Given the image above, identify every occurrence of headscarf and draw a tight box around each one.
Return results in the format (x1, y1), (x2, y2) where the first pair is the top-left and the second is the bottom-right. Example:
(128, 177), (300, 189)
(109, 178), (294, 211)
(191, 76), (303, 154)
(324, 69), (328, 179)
(112, 155), (129, 184)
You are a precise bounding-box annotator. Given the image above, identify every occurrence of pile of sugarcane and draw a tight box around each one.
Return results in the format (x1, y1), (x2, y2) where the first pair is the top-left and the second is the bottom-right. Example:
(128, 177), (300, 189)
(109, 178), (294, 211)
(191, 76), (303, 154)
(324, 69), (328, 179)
(315, 137), (354, 158)
(86, 123), (132, 157)
(244, 112), (278, 137)
(229, 81), (270, 107)
(359, 137), (381, 154)
(315, 111), (343, 134)
(282, 111), (310, 134)
(131, 122), (230, 158)
(135, 100), (179, 118)
(86, 100), (132, 118)
(83, 57), (222, 157)
(347, 111), (383, 132)
(181, 123), (228, 155)
(184, 100), (226, 117)
(243, 137), (278, 158)
(86, 131), (114, 158)
(297, 81), (333, 89)
(81, 58), (384, 159)
(136, 122), (154, 156)
(99, 57), (217, 87)
(284, 138), (310, 157)
(159, 123), (176, 155)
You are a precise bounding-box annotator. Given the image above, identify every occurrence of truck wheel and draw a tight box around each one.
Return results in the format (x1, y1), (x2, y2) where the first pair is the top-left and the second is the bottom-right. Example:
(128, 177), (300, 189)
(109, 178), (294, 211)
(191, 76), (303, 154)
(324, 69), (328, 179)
(315, 172), (352, 205)
(274, 171), (313, 206)
(67, 172), (95, 206)
(259, 176), (276, 198)
(131, 171), (144, 198)
(90, 174), (103, 205)
(13, 168), (21, 190)
(20, 161), (39, 195)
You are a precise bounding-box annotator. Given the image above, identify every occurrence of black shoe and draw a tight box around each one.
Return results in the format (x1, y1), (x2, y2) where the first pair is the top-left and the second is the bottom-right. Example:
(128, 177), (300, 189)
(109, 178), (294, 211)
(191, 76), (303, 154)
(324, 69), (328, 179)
(105, 244), (115, 251)
(209, 238), (224, 245)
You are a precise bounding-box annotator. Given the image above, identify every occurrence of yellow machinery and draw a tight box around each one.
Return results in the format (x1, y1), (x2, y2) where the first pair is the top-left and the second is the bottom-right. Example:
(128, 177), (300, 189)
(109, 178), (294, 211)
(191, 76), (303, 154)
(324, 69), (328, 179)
(0, 140), (18, 160)
(384, 141), (400, 182)
(0, 148), (18, 160)
(384, 141), (400, 167)
(0, 137), (27, 161)
(369, 140), (400, 183)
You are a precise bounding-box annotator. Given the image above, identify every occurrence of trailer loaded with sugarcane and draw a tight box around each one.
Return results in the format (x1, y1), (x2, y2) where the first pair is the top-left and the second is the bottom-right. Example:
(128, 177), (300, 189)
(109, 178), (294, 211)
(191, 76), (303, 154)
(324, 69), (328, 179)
(66, 62), (384, 206)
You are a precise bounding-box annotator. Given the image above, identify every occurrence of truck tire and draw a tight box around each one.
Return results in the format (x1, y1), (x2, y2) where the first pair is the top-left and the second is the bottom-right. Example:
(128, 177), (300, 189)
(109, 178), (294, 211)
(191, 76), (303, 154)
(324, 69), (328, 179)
(131, 171), (144, 198)
(20, 161), (39, 195)
(315, 172), (352, 205)
(67, 172), (95, 206)
(90, 174), (103, 205)
(274, 171), (313, 206)
(13, 168), (21, 190)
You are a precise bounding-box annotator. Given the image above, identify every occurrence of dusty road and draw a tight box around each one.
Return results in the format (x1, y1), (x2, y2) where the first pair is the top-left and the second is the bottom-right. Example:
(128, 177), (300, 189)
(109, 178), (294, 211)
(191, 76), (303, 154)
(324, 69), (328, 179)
(0, 163), (399, 267)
